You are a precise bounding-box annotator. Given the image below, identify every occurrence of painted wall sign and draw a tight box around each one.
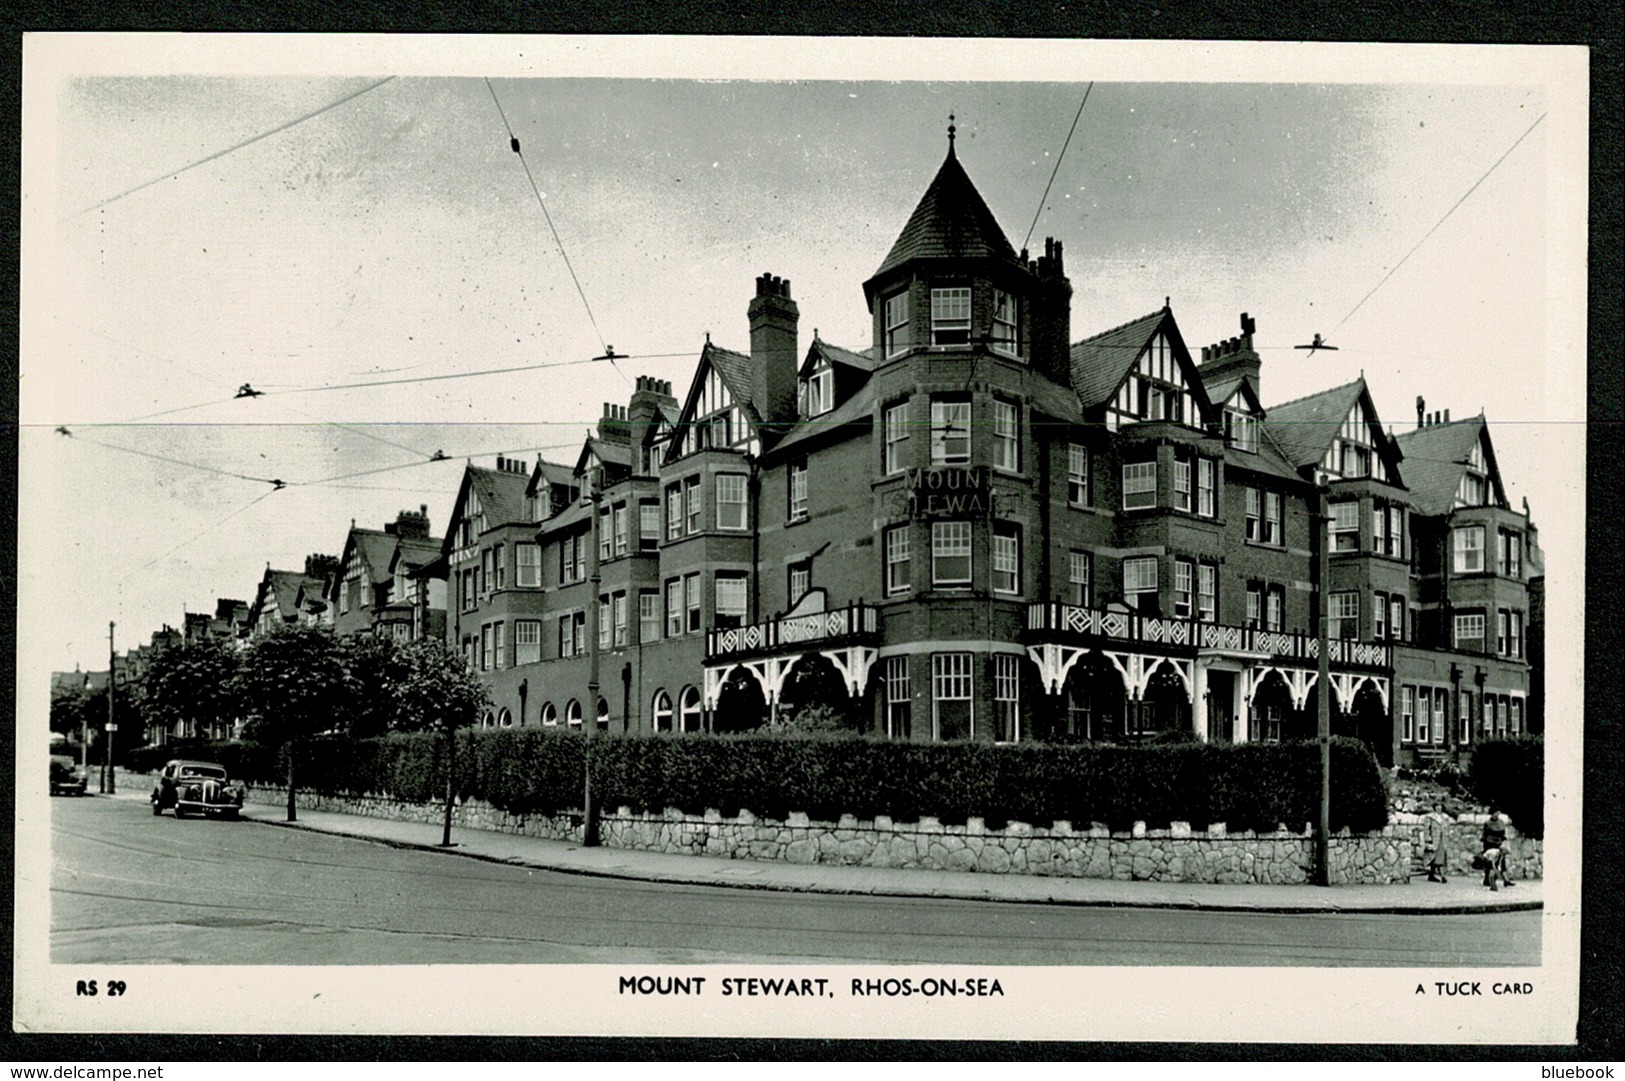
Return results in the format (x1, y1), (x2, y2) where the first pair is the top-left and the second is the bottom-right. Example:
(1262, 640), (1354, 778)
(907, 466), (994, 519)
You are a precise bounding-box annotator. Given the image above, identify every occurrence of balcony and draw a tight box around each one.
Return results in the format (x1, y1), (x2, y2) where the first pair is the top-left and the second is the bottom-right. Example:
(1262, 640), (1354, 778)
(1024, 602), (1391, 670)
(706, 601), (880, 663)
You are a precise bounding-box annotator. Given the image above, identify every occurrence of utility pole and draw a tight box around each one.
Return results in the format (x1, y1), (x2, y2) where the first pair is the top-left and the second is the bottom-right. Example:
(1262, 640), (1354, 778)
(583, 490), (603, 847)
(1314, 485), (1331, 886)
(104, 621), (116, 795)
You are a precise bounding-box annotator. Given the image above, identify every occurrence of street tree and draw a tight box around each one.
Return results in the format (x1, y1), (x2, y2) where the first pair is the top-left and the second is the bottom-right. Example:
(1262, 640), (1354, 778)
(236, 625), (348, 822)
(391, 637), (489, 846)
(335, 633), (404, 740)
(143, 637), (244, 743)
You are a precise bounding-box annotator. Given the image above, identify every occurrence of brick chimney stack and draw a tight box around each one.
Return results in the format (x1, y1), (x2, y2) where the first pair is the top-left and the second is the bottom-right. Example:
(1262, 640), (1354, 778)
(392, 506), (431, 540)
(748, 273), (799, 438)
(1024, 237), (1074, 385)
(1199, 313), (1263, 398)
(628, 376), (679, 475)
(596, 403), (632, 445)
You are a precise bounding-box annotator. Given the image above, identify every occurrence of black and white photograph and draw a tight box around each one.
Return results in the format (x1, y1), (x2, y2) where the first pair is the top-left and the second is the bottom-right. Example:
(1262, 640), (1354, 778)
(16, 35), (1587, 1042)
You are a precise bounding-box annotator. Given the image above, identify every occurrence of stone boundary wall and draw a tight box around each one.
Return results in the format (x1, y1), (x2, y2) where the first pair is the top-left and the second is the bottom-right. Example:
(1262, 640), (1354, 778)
(1390, 812), (1542, 880)
(236, 784), (1465, 885)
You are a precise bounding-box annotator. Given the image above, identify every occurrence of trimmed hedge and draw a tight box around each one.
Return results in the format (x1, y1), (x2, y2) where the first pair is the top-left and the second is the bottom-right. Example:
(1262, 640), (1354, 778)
(155, 729), (1390, 834)
(1468, 736), (1544, 838)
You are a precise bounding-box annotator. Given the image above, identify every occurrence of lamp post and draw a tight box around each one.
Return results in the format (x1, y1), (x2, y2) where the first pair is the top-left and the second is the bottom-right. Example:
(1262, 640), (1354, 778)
(1313, 483), (1331, 887)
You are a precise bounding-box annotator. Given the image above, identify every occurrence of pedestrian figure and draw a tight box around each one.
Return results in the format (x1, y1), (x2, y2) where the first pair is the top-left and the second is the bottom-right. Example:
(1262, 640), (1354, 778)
(1479, 806), (1515, 891)
(1424, 802), (1451, 883)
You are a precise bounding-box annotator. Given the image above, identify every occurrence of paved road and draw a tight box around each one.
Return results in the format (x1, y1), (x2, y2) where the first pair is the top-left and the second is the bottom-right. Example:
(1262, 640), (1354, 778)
(51, 796), (1542, 966)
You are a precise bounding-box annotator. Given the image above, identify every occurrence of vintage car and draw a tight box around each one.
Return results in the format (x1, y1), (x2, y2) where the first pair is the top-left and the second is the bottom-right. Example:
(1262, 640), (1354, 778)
(150, 759), (246, 819)
(50, 754), (88, 796)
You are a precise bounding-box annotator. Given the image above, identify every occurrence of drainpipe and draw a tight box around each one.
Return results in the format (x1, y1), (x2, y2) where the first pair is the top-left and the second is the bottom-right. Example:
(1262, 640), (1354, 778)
(584, 491), (603, 847)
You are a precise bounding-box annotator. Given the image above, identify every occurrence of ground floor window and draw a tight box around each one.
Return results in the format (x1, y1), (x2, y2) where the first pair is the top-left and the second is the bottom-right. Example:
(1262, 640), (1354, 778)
(540, 702), (558, 727)
(931, 652), (973, 740)
(993, 654), (1020, 743)
(884, 656), (911, 739)
(680, 686), (703, 732)
(652, 690), (672, 732)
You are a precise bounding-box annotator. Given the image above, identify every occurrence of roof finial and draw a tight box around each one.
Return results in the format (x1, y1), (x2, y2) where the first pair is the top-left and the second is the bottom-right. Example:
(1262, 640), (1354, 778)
(948, 113), (956, 153)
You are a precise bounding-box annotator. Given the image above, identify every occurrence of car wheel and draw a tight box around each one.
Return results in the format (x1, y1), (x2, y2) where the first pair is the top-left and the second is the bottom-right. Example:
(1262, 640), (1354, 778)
(173, 804), (186, 819)
(151, 799), (162, 815)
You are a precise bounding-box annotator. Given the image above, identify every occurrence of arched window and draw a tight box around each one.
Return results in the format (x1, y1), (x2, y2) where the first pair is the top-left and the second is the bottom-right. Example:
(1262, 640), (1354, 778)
(680, 685), (703, 733)
(540, 702), (558, 727)
(481, 709), (496, 730)
(566, 699), (582, 728)
(652, 690), (673, 732)
(596, 697), (610, 731)
(498, 708), (513, 728)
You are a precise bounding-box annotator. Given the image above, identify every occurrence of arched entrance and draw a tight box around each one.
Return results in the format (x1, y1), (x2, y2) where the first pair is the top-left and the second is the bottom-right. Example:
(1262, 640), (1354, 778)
(1353, 681), (1393, 766)
(1249, 670), (1293, 744)
(1035, 653), (1125, 743)
(776, 653), (858, 733)
(713, 669), (769, 733)
(1134, 666), (1192, 741)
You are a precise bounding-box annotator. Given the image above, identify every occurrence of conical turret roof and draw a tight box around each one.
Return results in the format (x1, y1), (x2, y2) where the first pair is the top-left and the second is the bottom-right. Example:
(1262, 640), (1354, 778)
(872, 145), (1017, 279)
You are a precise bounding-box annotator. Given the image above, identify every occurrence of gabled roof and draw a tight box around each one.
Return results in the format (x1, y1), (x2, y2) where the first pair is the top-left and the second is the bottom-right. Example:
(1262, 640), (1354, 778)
(257, 568), (321, 623)
(350, 529), (397, 585)
(468, 465), (530, 528)
(535, 496), (593, 539)
(801, 338), (877, 377)
(1069, 309), (1168, 408)
(872, 146), (1017, 281)
(1263, 379), (1368, 470)
(1394, 415), (1504, 516)
(1202, 372), (1265, 414)
(771, 381), (876, 457)
(393, 535), (443, 568)
(580, 436), (632, 471)
(530, 457), (574, 491)
(699, 342), (765, 431)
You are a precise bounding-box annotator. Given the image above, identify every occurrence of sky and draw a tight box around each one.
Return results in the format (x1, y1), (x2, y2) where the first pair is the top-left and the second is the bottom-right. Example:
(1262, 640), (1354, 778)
(19, 37), (1587, 677)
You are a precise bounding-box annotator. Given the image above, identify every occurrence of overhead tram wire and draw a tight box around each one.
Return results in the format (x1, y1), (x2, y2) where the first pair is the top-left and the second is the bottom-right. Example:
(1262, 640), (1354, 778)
(291, 438), (583, 489)
(483, 79), (611, 358)
(55, 428), (284, 487)
(1333, 111), (1547, 334)
(60, 76), (399, 223)
(53, 317), (435, 460)
(1021, 82), (1095, 254)
(135, 489), (279, 573)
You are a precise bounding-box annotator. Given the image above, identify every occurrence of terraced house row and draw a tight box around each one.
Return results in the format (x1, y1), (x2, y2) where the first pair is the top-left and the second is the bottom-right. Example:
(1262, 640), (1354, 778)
(116, 132), (1545, 769)
(416, 133), (1543, 769)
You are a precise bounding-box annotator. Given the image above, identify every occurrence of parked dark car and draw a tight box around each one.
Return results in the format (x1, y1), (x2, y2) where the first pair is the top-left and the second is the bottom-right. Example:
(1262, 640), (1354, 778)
(50, 754), (88, 797)
(151, 759), (246, 819)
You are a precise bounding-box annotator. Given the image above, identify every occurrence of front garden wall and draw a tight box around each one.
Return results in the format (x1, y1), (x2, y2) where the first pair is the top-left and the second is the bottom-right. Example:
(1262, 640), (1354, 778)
(241, 784), (1465, 885)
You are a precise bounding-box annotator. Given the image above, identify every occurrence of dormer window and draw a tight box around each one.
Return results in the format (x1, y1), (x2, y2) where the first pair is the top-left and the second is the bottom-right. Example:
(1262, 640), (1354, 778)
(1456, 439), (1488, 507)
(931, 287), (971, 347)
(1106, 333), (1196, 430)
(1225, 408), (1258, 453)
(884, 292), (911, 358)
(802, 363), (833, 418)
(991, 288), (1021, 359)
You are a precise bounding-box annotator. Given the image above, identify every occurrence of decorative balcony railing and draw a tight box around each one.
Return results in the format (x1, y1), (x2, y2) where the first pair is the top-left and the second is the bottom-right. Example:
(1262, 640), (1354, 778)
(1025, 602), (1392, 670)
(706, 602), (880, 661)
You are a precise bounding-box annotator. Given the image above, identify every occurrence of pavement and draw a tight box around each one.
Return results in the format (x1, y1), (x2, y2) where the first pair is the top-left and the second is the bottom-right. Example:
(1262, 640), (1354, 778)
(100, 775), (1541, 915)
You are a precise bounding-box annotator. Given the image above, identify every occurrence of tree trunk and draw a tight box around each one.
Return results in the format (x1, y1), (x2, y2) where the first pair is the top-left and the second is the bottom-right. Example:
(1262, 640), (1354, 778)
(286, 740), (297, 823)
(440, 724), (455, 847)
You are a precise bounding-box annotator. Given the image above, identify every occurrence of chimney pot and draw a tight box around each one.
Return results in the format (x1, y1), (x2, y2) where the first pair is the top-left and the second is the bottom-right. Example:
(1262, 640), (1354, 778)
(1444, 408), (1450, 423)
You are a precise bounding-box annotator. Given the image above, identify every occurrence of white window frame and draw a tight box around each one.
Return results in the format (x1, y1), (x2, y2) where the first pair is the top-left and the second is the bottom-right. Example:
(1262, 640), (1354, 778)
(884, 655), (911, 739)
(1197, 458), (1215, 517)
(1173, 459), (1192, 512)
(993, 524), (1020, 596)
(1123, 556), (1158, 608)
(1198, 563), (1216, 623)
(715, 574), (748, 627)
(994, 654), (1021, 743)
(1402, 686), (1415, 743)
(930, 287), (971, 347)
(884, 401), (909, 475)
(788, 463), (809, 522)
(639, 590), (660, 644)
(932, 521), (973, 588)
(666, 483), (683, 540)
(1122, 462), (1157, 510)
(885, 525), (911, 596)
(1069, 550), (1092, 607)
(884, 291), (910, 359)
(613, 591), (628, 647)
(1453, 525), (1485, 573)
(931, 652), (974, 740)
(1174, 558), (1195, 618)
(1455, 612), (1486, 651)
(804, 364), (833, 418)
(652, 690), (673, 733)
(992, 399), (1019, 472)
(930, 400), (971, 465)
(515, 619), (541, 665)
(991, 288), (1020, 358)
(598, 596), (612, 650)
(516, 543), (541, 587)
(666, 579), (684, 638)
(640, 500), (661, 550)
(1330, 501), (1359, 552)
(1329, 591), (1359, 640)
(716, 473), (748, 531)
(680, 686), (703, 733)
(685, 573), (702, 634)
(1067, 444), (1089, 507)
(684, 476), (702, 536)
